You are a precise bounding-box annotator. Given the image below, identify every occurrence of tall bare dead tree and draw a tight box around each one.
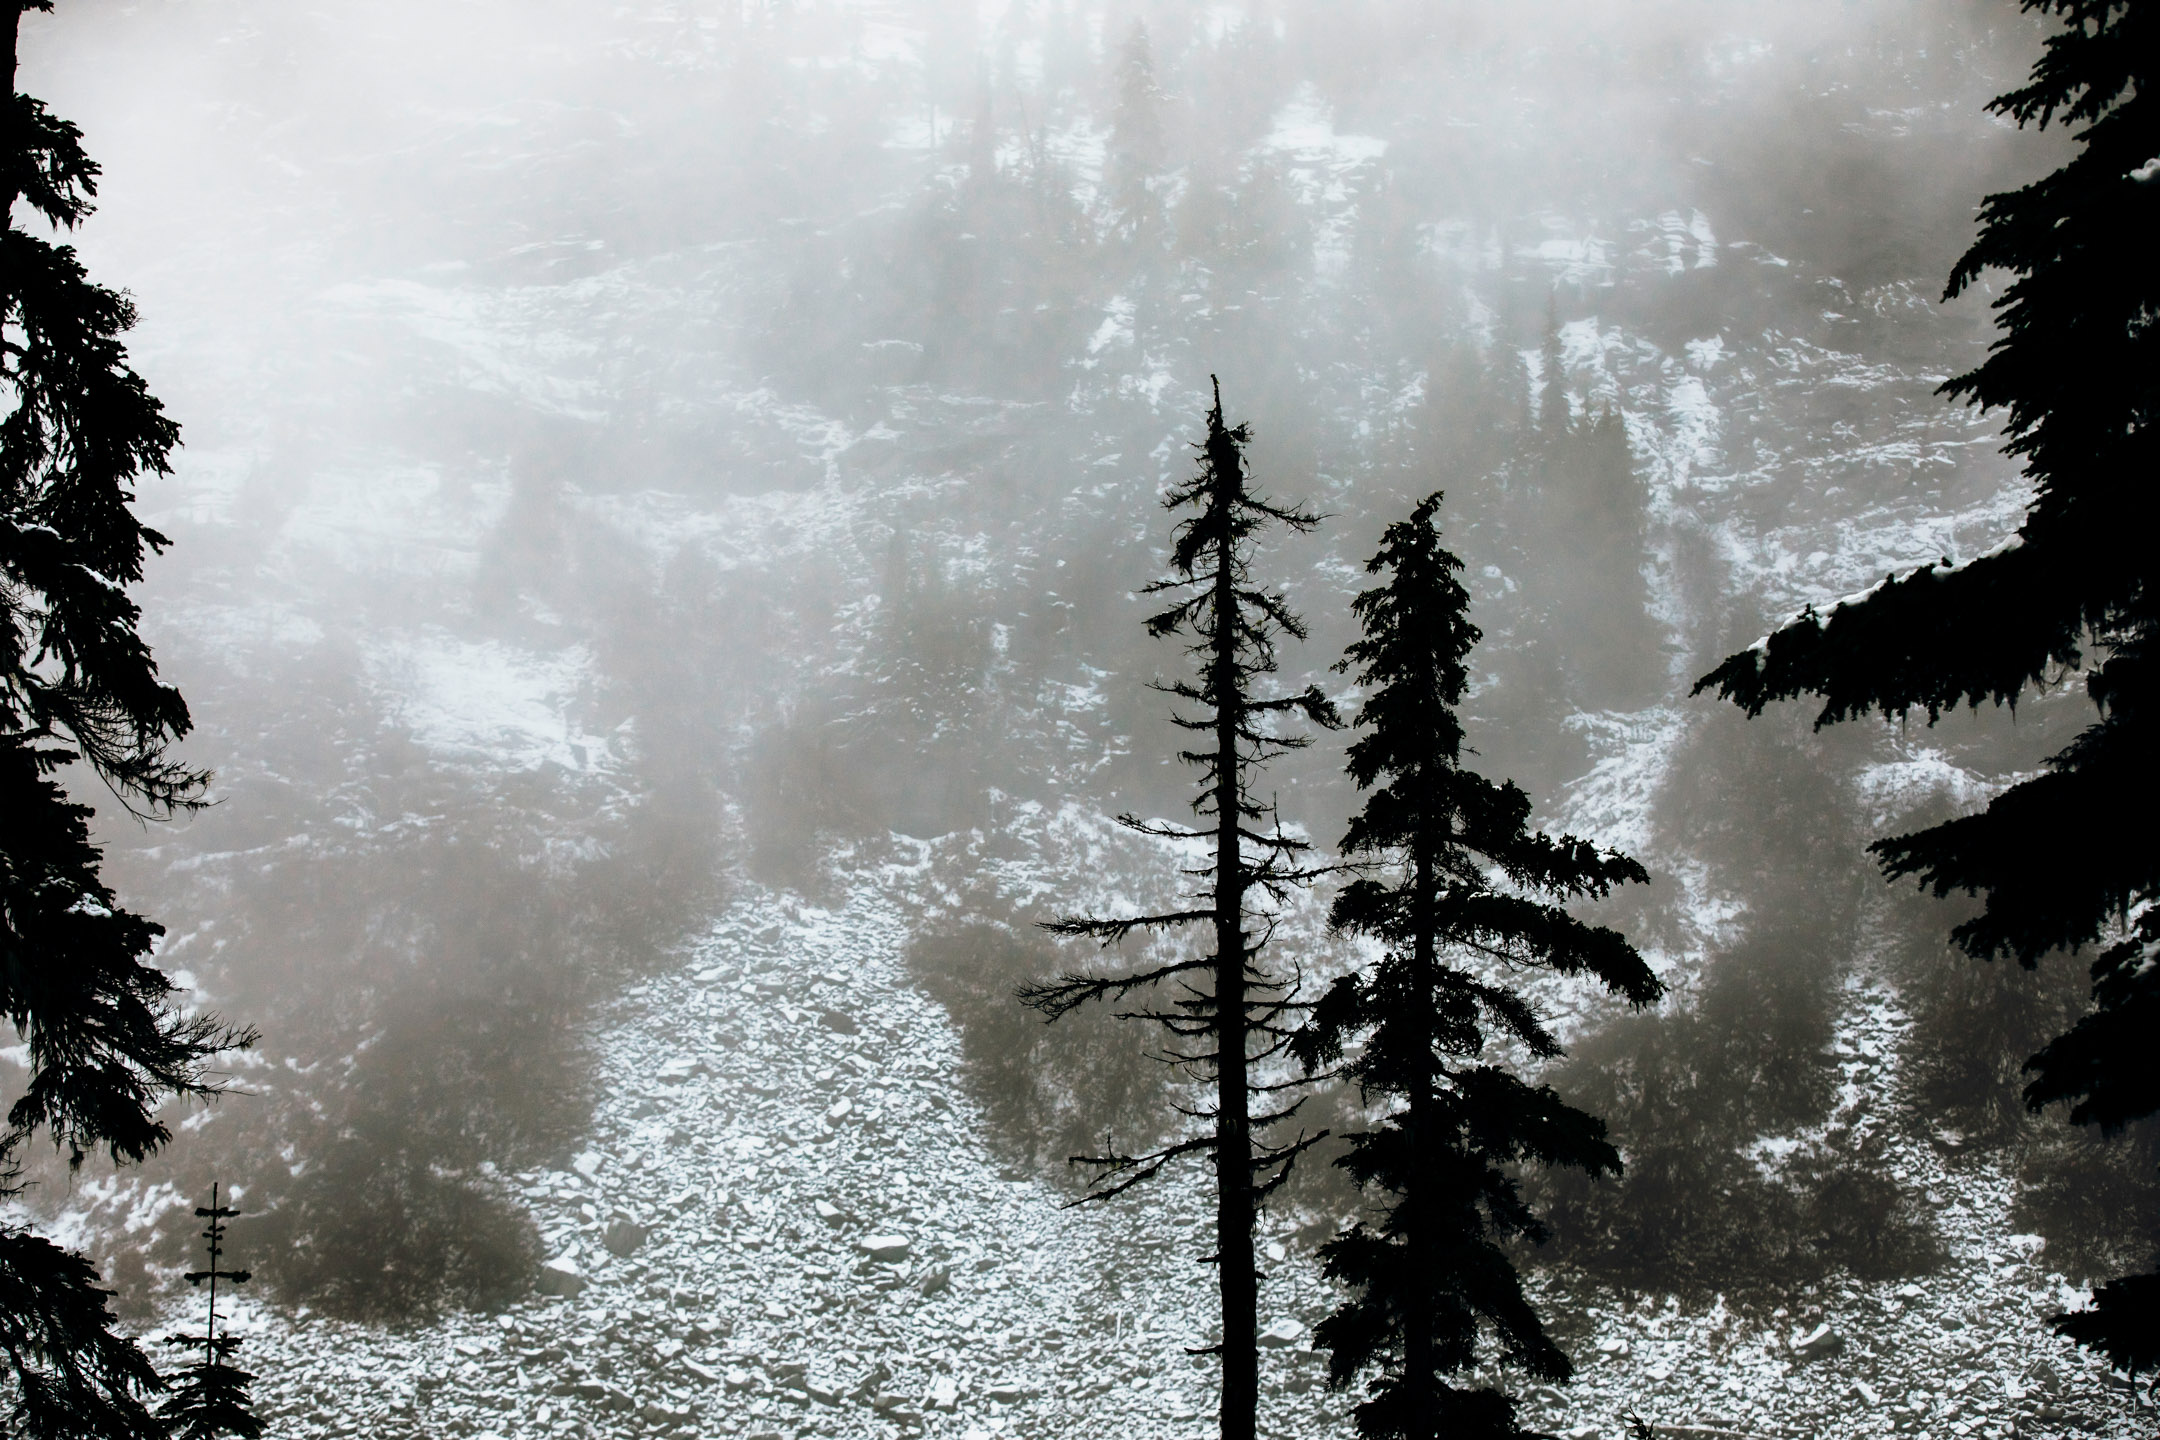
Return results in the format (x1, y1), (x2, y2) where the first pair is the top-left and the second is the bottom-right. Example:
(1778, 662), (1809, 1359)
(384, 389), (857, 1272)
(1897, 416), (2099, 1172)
(1025, 377), (1338, 1440)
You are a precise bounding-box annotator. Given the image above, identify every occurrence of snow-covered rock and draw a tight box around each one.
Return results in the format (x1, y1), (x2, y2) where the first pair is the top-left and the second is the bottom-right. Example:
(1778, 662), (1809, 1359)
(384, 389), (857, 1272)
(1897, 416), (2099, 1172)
(858, 1233), (912, 1263)
(602, 1215), (650, 1257)
(535, 1257), (587, 1298)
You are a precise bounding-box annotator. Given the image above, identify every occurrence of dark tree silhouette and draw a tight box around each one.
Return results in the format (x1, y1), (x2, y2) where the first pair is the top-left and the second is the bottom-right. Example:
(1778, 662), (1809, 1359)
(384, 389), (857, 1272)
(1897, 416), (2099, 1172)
(1299, 493), (1661, 1440)
(1025, 378), (1338, 1440)
(1695, 0), (2160, 1375)
(3, 6), (253, 1434)
(158, 1186), (261, 1440)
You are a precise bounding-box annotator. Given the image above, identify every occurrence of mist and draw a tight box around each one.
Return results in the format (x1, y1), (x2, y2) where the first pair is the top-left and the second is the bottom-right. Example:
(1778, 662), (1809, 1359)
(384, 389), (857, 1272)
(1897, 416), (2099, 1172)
(6, 1), (2143, 1437)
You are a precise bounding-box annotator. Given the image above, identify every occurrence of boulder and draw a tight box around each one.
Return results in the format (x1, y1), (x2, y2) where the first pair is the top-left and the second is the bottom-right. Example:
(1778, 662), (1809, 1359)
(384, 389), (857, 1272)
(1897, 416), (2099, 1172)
(1790, 1322), (1843, 1360)
(604, 1217), (650, 1258)
(1258, 1318), (1305, 1349)
(985, 1380), (1028, 1403)
(537, 1258), (589, 1298)
(859, 1234), (912, 1263)
(926, 1376), (960, 1411)
(571, 1151), (606, 1180)
(815, 1200), (848, 1226)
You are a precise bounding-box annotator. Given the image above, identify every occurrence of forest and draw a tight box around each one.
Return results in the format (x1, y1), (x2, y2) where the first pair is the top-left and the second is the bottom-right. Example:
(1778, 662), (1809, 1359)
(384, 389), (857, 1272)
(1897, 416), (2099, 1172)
(2, 1), (2155, 1439)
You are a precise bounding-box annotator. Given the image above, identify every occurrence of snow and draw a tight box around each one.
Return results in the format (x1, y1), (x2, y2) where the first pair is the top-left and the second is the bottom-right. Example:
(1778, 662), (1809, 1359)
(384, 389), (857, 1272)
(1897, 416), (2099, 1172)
(143, 859), (2152, 1440)
(1086, 297), (1134, 358)
(1856, 748), (2010, 830)
(367, 630), (619, 774)
(1262, 84), (1387, 278)
(1262, 87), (1387, 168)
(28, 5), (2147, 1438)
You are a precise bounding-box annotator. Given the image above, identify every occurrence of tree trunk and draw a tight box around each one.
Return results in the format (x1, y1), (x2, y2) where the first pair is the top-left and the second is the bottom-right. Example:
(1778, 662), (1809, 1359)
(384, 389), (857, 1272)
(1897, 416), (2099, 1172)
(1405, 830), (1439, 1439)
(1214, 443), (1258, 1440)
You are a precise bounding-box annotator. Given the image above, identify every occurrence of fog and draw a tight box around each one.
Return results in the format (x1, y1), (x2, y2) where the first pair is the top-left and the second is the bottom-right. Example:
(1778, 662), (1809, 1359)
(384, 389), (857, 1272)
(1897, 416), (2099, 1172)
(10, 0), (2145, 1435)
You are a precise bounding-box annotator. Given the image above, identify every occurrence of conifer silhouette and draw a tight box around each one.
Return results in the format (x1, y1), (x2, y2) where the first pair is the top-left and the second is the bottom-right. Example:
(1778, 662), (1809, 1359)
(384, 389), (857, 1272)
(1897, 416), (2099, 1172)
(1025, 378), (1338, 1440)
(3, 5), (253, 1436)
(158, 1186), (261, 1440)
(1299, 494), (1661, 1440)
(1695, 0), (2160, 1374)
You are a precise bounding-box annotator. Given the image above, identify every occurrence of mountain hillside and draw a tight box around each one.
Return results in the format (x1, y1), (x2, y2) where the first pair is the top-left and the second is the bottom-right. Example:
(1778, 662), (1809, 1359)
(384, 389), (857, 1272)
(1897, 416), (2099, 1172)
(5, 1), (2151, 1437)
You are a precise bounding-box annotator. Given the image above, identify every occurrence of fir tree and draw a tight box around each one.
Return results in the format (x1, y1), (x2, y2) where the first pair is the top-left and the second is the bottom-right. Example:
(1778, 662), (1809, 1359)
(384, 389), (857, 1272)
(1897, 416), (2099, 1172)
(3, 5), (254, 1434)
(1298, 493), (1661, 1440)
(1694, 0), (2160, 1374)
(158, 1186), (261, 1440)
(1025, 378), (1339, 1440)
(1106, 20), (1166, 240)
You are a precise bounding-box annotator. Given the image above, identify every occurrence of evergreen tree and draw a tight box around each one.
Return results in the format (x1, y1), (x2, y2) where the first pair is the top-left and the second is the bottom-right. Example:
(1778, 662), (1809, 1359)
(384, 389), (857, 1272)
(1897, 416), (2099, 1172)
(1025, 378), (1339, 1440)
(965, 71), (997, 190)
(1106, 20), (1166, 239)
(1297, 494), (1661, 1440)
(1521, 404), (1659, 709)
(1536, 296), (1568, 439)
(3, 6), (253, 1434)
(1695, 0), (2160, 1373)
(158, 1186), (261, 1440)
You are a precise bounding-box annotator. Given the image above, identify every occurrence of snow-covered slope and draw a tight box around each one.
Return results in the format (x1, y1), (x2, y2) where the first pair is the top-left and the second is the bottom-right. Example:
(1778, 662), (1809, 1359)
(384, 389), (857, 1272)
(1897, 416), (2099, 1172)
(220, 868), (2152, 1440)
(10, 2), (2153, 1438)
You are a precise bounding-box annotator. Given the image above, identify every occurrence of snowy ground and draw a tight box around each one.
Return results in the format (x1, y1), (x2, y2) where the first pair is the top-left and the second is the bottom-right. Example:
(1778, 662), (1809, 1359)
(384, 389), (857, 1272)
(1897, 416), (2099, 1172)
(209, 866), (2154, 1440)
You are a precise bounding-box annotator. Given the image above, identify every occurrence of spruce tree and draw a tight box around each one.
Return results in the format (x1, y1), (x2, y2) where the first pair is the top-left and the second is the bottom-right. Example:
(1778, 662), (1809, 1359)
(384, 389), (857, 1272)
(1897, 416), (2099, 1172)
(1298, 493), (1661, 1440)
(158, 1186), (261, 1440)
(1025, 378), (1339, 1440)
(1694, 0), (2159, 1373)
(3, 5), (253, 1434)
